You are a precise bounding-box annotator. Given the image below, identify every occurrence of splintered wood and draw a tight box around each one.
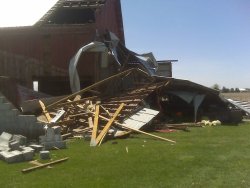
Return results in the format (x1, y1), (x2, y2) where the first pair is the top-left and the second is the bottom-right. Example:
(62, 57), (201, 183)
(37, 68), (175, 146)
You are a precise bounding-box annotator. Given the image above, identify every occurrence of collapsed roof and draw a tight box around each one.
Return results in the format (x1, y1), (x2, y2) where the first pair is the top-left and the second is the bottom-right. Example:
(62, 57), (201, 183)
(36, 0), (106, 25)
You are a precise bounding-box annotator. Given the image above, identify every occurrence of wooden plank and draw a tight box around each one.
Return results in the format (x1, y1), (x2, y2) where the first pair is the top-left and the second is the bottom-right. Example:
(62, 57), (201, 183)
(95, 103), (124, 146)
(22, 157), (69, 173)
(29, 160), (43, 166)
(102, 103), (138, 108)
(68, 112), (88, 118)
(88, 117), (94, 128)
(90, 105), (100, 146)
(103, 99), (141, 104)
(73, 127), (92, 133)
(100, 105), (111, 117)
(62, 133), (73, 139)
(73, 95), (81, 101)
(39, 100), (52, 122)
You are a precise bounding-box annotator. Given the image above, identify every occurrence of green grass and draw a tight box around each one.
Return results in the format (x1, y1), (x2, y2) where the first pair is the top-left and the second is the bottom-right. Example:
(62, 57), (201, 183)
(1, 122), (250, 188)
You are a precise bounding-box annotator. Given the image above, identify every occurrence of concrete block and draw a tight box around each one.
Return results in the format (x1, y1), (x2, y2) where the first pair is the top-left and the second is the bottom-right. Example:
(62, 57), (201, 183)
(42, 142), (55, 150)
(20, 146), (35, 152)
(22, 149), (34, 161)
(11, 135), (27, 146)
(19, 115), (37, 123)
(0, 132), (12, 151)
(0, 145), (9, 152)
(52, 126), (61, 135)
(39, 135), (46, 143)
(54, 141), (66, 149)
(0, 132), (13, 141)
(29, 144), (44, 152)
(1, 150), (23, 163)
(39, 150), (50, 160)
(0, 151), (9, 160)
(43, 141), (66, 150)
(0, 103), (12, 110)
(9, 140), (20, 151)
(46, 128), (55, 142)
(54, 135), (62, 141)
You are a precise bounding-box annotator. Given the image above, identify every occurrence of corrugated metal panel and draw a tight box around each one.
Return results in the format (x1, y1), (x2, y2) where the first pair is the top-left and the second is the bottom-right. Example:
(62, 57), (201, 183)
(122, 108), (159, 130)
(227, 99), (250, 115)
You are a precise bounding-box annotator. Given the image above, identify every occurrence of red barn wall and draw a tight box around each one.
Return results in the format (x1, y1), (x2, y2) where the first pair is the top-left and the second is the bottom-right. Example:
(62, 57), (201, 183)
(0, 0), (124, 94)
(0, 25), (96, 70)
(96, 0), (125, 44)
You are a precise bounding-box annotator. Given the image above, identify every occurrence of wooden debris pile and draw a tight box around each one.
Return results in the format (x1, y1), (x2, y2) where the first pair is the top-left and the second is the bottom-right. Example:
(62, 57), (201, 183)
(37, 68), (176, 146)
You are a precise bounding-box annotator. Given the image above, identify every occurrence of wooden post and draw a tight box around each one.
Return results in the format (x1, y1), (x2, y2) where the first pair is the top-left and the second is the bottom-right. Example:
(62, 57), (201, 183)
(90, 105), (100, 146)
(95, 103), (124, 146)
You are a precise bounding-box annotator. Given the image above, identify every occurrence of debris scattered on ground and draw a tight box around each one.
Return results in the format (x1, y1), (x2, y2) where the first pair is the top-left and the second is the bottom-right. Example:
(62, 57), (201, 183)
(0, 132), (34, 163)
(199, 120), (222, 127)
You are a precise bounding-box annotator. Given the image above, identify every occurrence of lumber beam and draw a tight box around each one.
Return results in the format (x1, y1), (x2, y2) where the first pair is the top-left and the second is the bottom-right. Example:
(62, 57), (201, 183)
(22, 157), (69, 173)
(39, 100), (52, 122)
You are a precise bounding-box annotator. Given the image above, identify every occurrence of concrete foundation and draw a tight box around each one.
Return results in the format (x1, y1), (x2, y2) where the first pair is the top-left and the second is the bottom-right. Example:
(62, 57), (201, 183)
(0, 93), (45, 138)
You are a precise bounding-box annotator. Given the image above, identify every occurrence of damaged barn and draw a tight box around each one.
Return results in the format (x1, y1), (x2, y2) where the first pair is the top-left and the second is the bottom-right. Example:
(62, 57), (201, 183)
(0, 0), (246, 166)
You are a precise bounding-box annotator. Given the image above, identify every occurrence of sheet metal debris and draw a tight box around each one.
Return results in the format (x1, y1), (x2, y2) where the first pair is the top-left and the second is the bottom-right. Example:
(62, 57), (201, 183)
(227, 99), (250, 116)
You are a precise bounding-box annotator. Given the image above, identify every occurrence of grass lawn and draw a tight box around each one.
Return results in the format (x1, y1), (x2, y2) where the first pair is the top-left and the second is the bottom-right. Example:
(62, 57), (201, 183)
(1, 122), (250, 188)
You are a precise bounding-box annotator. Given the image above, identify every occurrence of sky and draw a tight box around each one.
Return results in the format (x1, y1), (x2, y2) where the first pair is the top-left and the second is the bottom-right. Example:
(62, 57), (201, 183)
(121, 0), (250, 88)
(0, 0), (249, 88)
(0, 0), (58, 27)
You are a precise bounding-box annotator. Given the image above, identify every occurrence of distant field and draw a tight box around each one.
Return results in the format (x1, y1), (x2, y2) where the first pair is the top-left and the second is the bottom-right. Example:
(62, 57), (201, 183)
(222, 92), (250, 101)
(1, 122), (250, 187)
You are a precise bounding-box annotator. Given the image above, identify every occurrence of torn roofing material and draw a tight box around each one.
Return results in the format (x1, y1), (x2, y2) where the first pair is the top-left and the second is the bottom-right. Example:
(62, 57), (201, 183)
(69, 32), (160, 92)
(227, 99), (250, 116)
